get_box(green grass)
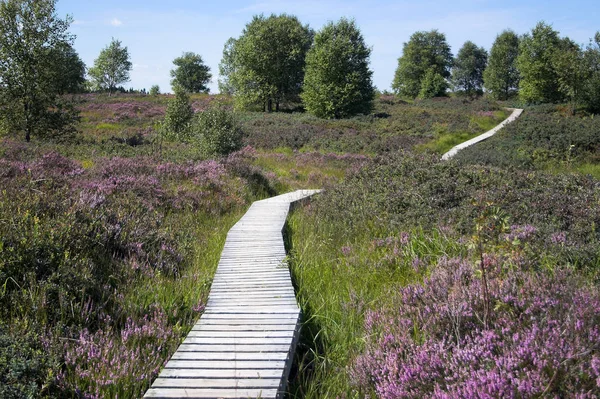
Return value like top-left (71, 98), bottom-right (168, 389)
top-left (574, 162), bottom-right (600, 179)
top-left (285, 210), bottom-right (467, 398)
top-left (122, 211), bottom-right (242, 327)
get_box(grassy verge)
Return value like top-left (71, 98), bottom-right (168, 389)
top-left (417, 109), bottom-right (510, 154)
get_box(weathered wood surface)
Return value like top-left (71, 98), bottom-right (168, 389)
top-left (144, 189), bottom-right (320, 399)
top-left (441, 108), bottom-right (523, 160)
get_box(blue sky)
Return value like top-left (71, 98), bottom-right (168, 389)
top-left (56, 0), bottom-right (599, 93)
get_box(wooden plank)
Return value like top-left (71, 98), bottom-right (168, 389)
top-left (170, 352), bottom-right (289, 361)
top-left (192, 324), bottom-right (297, 331)
top-left (158, 369), bottom-right (283, 378)
top-left (152, 378), bottom-right (280, 388)
top-left (181, 337), bottom-right (293, 346)
top-left (186, 330), bottom-right (295, 338)
top-left (144, 388), bottom-right (278, 398)
top-left (169, 351), bottom-right (289, 361)
top-left (177, 344), bottom-right (291, 353)
top-left (164, 360), bottom-right (285, 369)
top-left (199, 311), bottom-right (300, 323)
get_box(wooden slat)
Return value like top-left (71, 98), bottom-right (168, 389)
top-left (176, 344), bottom-right (291, 353)
top-left (157, 369), bottom-right (282, 378)
top-left (152, 378), bottom-right (281, 388)
top-left (145, 388), bottom-right (278, 398)
top-left (164, 360), bottom-right (285, 369)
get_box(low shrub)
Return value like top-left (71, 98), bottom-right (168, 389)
top-left (353, 258), bottom-right (600, 398)
top-left (192, 106), bottom-right (243, 157)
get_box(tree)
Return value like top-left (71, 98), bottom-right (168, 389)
top-left (149, 85), bottom-right (160, 96)
top-left (419, 68), bottom-right (449, 99)
top-left (517, 22), bottom-right (563, 103)
top-left (392, 30), bottom-right (453, 99)
top-left (162, 87), bottom-right (194, 140)
top-left (218, 38), bottom-right (237, 95)
top-left (553, 38), bottom-right (588, 114)
top-left (0, 0), bottom-right (79, 142)
top-left (220, 14), bottom-right (313, 111)
top-left (53, 42), bottom-right (86, 94)
top-left (452, 41), bottom-right (487, 96)
top-left (88, 38), bottom-right (132, 95)
top-left (302, 18), bottom-right (374, 118)
top-left (170, 52), bottom-right (211, 93)
top-left (582, 32), bottom-right (600, 113)
top-left (483, 30), bottom-right (521, 100)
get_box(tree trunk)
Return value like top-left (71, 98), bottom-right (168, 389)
top-left (267, 98), bottom-right (272, 113)
top-left (276, 101), bottom-right (280, 112)
top-left (24, 102), bottom-right (31, 142)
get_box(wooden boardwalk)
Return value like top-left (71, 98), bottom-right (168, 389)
top-left (144, 190), bottom-right (320, 399)
top-left (441, 108), bottom-right (523, 160)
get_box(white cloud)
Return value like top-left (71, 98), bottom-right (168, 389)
top-left (109, 18), bottom-right (123, 27)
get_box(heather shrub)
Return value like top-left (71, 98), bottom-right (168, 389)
top-left (0, 144), bottom-right (282, 396)
top-left (241, 96), bottom-right (504, 154)
top-left (454, 104), bottom-right (600, 170)
top-left (191, 106), bottom-right (243, 157)
top-left (315, 152), bottom-right (600, 268)
top-left (352, 258), bottom-right (600, 398)
top-left (62, 306), bottom-right (181, 399)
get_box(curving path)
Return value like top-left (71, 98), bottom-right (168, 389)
top-left (441, 108), bottom-right (523, 160)
top-left (144, 189), bottom-right (320, 399)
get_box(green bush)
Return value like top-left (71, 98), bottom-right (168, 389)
top-left (161, 89), bottom-right (193, 140)
top-left (192, 107), bottom-right (243, 157)
top-left (149, 85), bottom-right (160, 96)
top-left (0, 325), bottom-right (62, 399)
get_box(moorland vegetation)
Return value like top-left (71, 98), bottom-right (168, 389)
top-left (0, 0), bottom-right (599, 398)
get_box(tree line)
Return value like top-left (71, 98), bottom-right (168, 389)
top-left (393, 22), bottom-right (600, 114)
top-left (1, 0), bottom-right (599, 143)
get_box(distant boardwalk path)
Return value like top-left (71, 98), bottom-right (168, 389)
top-left (144, 190), bottom-right (320, 399)
top-left (441, 108), bottom-right (523, 160)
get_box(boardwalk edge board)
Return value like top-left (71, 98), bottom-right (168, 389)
top-left (144, 189), bottom-right (320, 399)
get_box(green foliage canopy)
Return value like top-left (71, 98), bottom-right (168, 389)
top-left (419, 68), bottom-right (449, 99)
top-left (149, 85), bottom-right (160, 96)
top-left (0, 0), bottom-right (80, 142)
top-left (218, 38), bottom-right (237, 95)
top-left (483, 30), bottom-right (521, 100)
top-left (553, 38), bottom-right (589, 113)
top-left (219, 14), bottom-right (313, 111)
top-left (88, 38), bottom-right (132, 95)
top-left (192, 107), bottom-right (243, 157)
top-left (452, 41), bottom-right (488, 95)
top-left (392, 30), bottom-right (453, 99)
top-left (582, 32), bottom-right (600, 113)
top-left (301, 18), bottom-right (374, 118)
top-left (170, 52), bottom-right (211, 93)
top-left (517, 22), bottom-right (563, 103)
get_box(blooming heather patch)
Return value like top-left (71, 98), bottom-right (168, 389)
top-left (81, 101), bottom-right (166, 123)
top-left (352, 258), bottom-right (600, 398)
top-left (63, 306), bottom-right (180, 399)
